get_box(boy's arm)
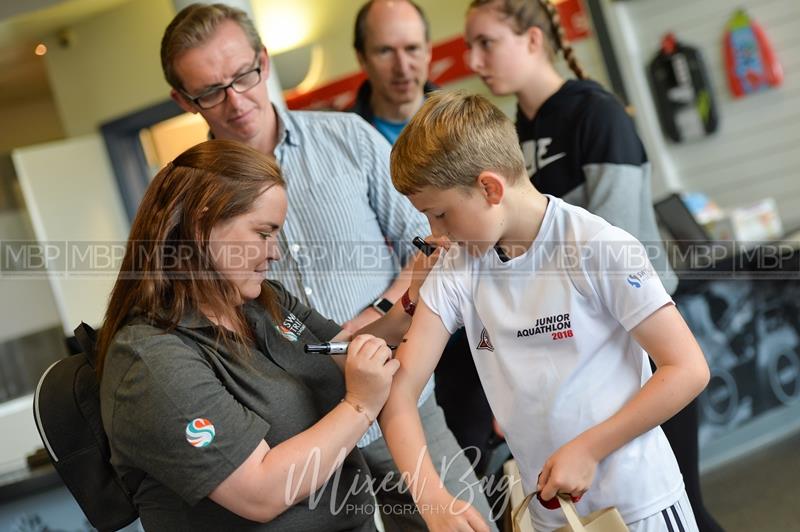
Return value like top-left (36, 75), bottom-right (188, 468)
top-left (331, 244), bottom-right (446, 371)
top-left (379, 302), bottom-right (490, 532)
top-left (539, 303), bottom-right (710, 500)
top-left (329, 300), bottom-right (413, 372)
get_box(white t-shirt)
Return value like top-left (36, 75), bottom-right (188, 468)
top-left (421, 196), bottom-right (684, 530)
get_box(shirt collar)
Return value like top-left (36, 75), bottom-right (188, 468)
top-left (125, 306), bottom-right (214, 333)
top-left (175, 300), bottom-right (267, 327)
top-left (273, 104), bottom-right (300, 148)
top-left (175, 307), bottom-right (215, 329)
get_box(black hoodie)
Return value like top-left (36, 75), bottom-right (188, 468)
top-left (517, 79), bottom-right (677, 293)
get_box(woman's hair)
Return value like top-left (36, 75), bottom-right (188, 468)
top-left (161, 3), bottom-right (263, 91)
top-left (469, 0), bottom-right (587, 80)
top-left (95, 139), bottom-right (285, 377)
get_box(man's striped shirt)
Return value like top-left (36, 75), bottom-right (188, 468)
top-left (267, 106), bottom-right (434, 446)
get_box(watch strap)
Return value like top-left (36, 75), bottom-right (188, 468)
top-left (401, 290), bottom-right (417, 317)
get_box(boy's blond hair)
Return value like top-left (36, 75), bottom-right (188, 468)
top-left (391, 90), bottom-right (526, 195)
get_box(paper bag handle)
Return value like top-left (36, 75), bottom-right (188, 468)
top-left (512, 492), bottom-right (587, 532)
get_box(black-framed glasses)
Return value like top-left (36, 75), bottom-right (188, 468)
top-left (182, 53), bottom-right (262, 110)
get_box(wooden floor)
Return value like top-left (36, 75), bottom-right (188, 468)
top-left (701, 429), bottom-right (800, 532)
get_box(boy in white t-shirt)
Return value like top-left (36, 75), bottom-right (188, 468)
top-left (378, 90), bottom-right (710, 532)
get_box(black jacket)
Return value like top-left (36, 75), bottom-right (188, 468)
top-left (347, 79), bottom-right (438, 124)
top-left (517, 79), bottom-right (677, 293)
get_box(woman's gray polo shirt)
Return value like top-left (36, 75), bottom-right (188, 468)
top-left (100, 281), bottom-right (375, 531)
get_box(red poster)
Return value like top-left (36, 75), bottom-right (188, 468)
top-left (557, 0), bottom-right (590, 42)
top-left (286, 1), bottom-right (590, 110)
top-left (284, 35), bottom-right (472, 111)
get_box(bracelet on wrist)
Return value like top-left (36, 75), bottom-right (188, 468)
top-left (341, 397), bottom-right (374, 425)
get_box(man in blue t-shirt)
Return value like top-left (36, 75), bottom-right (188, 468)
top-left (349, 0), bottom-right (501, 487)
top-left (348, 0), bottom-right (436, 144)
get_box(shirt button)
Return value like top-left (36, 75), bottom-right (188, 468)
top-left (304, 287), bottom-right (313, 296)
top-left (291, 244), bottom-right (301, 253)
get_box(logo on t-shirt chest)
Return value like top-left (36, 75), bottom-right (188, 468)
top-left (517, 312), bottom-right (574, 341)
top-left (521, 137), bottom-right (567, 177)
top-left (476, 328), bottom-right (495, 352)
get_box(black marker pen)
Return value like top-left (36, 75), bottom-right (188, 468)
top-left (304, 342), bottom-right (399, 354)
top-left (412, 236), bottom-right (436, 257)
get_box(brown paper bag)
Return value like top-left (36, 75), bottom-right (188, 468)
top-left (504, 460), bottom-right (629, 532)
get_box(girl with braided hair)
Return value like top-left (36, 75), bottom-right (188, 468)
top-left (465, 0), bottom-right (676, 296)
top-left (461, 2), bottom-right (723, 532)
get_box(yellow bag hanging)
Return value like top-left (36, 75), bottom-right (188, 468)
top-left (512, 492), bottom-right (629, 532)
top-left (505, 458), bottom-right (629, 532)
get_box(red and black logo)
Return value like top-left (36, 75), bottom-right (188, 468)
top-left (517, 313), bottom-right (574, 341)
top-left (476, 328), bottom-right (494, 352)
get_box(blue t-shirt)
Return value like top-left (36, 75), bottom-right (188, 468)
top-left (372, 116), bottom-right (408, 145)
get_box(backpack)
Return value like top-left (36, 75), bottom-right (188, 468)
top-left (33, 323), bottom-right (200, 531)
top-left (648, 32), bottom-right (719, 143)
top-left (33, 322), bottom-right (142, 531)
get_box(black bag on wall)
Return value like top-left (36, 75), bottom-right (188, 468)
top-left (649, 33), bottom-right (720, 143)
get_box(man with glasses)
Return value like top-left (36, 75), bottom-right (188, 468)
top-left (177, 52), bottom-right (262, 110)
top-left (161, 4), bottom-right (494, 531)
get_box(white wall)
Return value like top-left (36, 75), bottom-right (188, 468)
top-left (0, 210), bottom-right (62, 344)
top-left (0, 395), bottom-right (46, 474)
top-left (609, 0), bottom-right (800, 229)
top-left (12, 135), bottom-right (129, 336)
top-left (43, 0), bottom-right (175, 136)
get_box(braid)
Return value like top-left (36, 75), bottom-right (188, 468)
top-left (470, 0), bottom-right (590, 79)
top-left (534, 0), bottom-right (588, 80)
top-left (469, 0), bottom-right (589, 79)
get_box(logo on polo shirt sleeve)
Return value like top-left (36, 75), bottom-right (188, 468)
top-left (186, 418), bottom-right (215, 447)
top-left (275, 312), bottom-right (307, 342)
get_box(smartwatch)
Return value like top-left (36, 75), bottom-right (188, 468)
top-left (371, 297), bottom-right (393, 316)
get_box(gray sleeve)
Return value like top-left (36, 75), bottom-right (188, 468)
top-left (267, 281), bottom-right (341, 341)
top-left (356, 117), bottom-right (429, 266)
top-left (582, 226), bottom-right (673, 331)
top-left (582, 163), bottom-right (678, 294)
top-left (107, 331), bottom-right (269, 505)
top-left (575, 94), bottom-right (677, 294)
top-left (582, 162), bottom-right (650, 238)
